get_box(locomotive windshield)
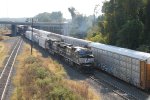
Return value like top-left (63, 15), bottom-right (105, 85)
top-left (78, 50), bottom-right (94, 58)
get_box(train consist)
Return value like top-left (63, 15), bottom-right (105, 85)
top-left (23, 27), bottom-right (150, 90)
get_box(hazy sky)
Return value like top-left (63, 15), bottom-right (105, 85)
top-left (0, 0), bottom-right (105, 19)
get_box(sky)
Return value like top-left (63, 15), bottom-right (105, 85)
top-left (0, 0), bottom-right (105, 19)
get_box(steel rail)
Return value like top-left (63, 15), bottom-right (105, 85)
top-left (0, 38), bottom-right (21, 79)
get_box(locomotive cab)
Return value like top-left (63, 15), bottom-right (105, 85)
top-left (77, 48), bottom-right (94, 66)
top-left (73, 47), bottom-right (95, 73)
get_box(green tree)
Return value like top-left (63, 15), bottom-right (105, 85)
top-left (86, 25), bottom-right (108, 43)
top-left (117, 19), bottom-right (144, 49)
top-left (100, 0), bottom-right (149, 51)
top-left (145, 0), bottom-right (150, 45)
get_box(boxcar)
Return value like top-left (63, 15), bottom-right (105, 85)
top-left (89, 42), bottom-right (150, 90)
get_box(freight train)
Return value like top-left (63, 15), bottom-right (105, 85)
top-left (24, 30), bottom-right (95, 73)
top-left (22, 27), bottom-right (150, 90)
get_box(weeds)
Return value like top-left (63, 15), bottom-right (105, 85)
top-left (14, 56), bottom-right (83, 100)
top-left (0, 43), bottom-right (9, 68)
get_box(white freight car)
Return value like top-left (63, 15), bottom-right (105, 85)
top-left (25, 31), bottom-right (32, 40)
top-left (38, 36), bottom-right (48, 49)
top-left (25, 31), bottom-right (39, 42)
top-left (61, 35), bottom-right (91, 47)
top-left (32, 28), bottom-right (62, 41)
top-left (89, 42), bottom-right (150, 89)
top-left (48, 32), bottom-right (62, 41)
top-left (32, 33), bottom-right (40, 43)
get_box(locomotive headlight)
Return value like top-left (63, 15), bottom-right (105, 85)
top-left (85, 58), bottom-right (90, 63)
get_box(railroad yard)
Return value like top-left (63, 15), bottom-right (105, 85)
top-left (0, 31), bottom-right (150, 100)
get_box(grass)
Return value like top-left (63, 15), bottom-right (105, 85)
top-left (0, 36), bottom-right (3, 41)
top-left (0, 43), bottom-right (4, 52)
top-left (0, 28), bottom-right (9, 35)
top-left (63, 80), bottom-right (100, 100)
top-left (0, 28), bottom-right (15, 68)
top-left (11, 42), bottom-right (100, 100)
top-left (0, 42), bottom-right (9, 68)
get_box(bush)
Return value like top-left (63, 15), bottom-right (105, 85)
top-left (35, 67), bottom-right (49, 79)
top-left (48, 85), bottom-right (82, 100)
top-left (24, 56), bottom-right (40, 64)
top-left (86, 25), bottom-right (108, 43)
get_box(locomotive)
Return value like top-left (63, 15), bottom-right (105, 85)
top-left (24, 30), bottom-right (95, 73)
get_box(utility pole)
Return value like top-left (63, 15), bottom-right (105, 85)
top-left (30, 18), bottom-right (38, 55)
top-left (31, 18), bottom-right (33, 55)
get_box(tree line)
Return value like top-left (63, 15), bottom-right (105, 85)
top-left (26, 11), bottom-right (64, 23)
top-left (88, 0), bottom-right (150, 52)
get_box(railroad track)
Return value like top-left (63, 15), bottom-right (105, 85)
top-left (0, 37), bottom-right (23, 100)
top-left (88, 74), bottom-right (136, 100)
top-left (87, 73), bottom-right (150, 100)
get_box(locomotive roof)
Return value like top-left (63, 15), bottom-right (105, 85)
top-left (48, 38), bottom-right (59, 41)
top-left (73, 46), bottom-right (90, 51)
top-left (90, 42), bottom-right (150, 60)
